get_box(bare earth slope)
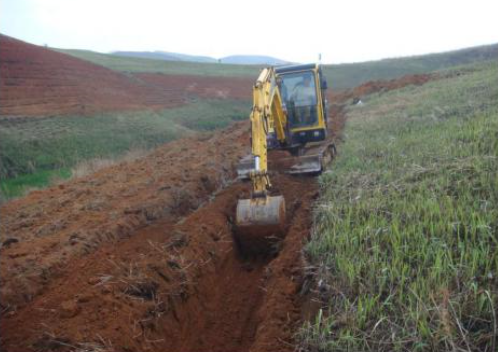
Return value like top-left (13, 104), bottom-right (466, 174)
top-left (0, 35), bottom-right (253, 117)
top-left (0, 122), bottom-right (250, 308)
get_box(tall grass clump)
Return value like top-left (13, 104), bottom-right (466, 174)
top-left (300, 61), bottom-right (498, 351)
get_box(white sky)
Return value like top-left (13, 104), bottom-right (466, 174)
top-left (1, 0), bottom-right (497, 64)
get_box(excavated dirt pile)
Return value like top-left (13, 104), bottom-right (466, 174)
top-left (0, 122), bottom-right (250, 309)
top-left (0, 73), bottom-right (435, 352)
top-left (1, 174), bottom-right (318, 352)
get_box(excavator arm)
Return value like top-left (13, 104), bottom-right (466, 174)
top-left (235, 67), bottom-right (288, 252)
top-left (249, 67), bottom-right (288, 196)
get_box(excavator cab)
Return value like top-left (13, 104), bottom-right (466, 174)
top-left (275, 64), bottom-right (328, 148)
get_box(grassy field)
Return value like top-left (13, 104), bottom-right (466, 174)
top-left (57, 43), bottom-right (498, 89)
top-left (56, 49), bottom-right (260, 77)
top-left (0, 99), bottom-right (250, 198)
top-left (300, 61), bottom-right (498, 351)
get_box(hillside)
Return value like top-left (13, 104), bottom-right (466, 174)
top-left (57, 48), bottom-right (260, 77)
top-left (0, 35), bottom-right (255, 118)
top-left (58, 42), bottom-right (498, 89)
top-left (323, 42), bottom-right (498, 89)
top-left (0, 35), bottom-right (186, 117)
top-left (0, 35), bottom-right (254, 198)
top-left (301, 60), bottom-right (498, 351)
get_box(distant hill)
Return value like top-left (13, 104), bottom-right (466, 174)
top-left (57, 48), bottom-right (260, 77)
top-left (112, 51), bottom-right (217, 63)
top-left (111, 51), bottom-right (289, 65)
top-left (220, 55), bottom-right (290, 65)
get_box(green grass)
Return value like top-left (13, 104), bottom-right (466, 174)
top-left (56, 49), bottom-right (260, 77)
top-left (0, 99), bottom-right (250, 198)
top-left (300, 61), bottom-right (498, 351)
top-left (0, 168), bottom-right (71, 198)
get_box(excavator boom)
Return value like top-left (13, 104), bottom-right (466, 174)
top-left (234, 68), bottom-right (287, 251)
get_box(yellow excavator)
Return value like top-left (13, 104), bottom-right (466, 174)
top-left (235, 63), bottom-right (335, 251)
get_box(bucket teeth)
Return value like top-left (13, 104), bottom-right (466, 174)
top-left (234, 195), bottom-right (286, 254)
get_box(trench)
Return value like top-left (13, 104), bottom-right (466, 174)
top-left (0, 107), bottom-right (344, 352)
top-left (149, 173), bottom-right (318, 352)
top-left (0, 162), bottom-right (318, 352)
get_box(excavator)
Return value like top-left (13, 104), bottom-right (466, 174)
top-left (235, 63), bottom-right (335, 252)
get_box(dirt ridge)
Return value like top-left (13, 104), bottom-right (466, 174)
top-left (0, 122), bottom-right (249, 309)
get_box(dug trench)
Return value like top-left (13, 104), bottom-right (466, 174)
top-left (0, 174), bottom-right (319, 352)
top-left (0, 107), bottom-right (340, 352)
top-left (0, 73), bottom-right (434, 352)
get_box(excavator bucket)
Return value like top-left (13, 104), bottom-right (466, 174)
top-left (234, 195), bottom-right (285, 253)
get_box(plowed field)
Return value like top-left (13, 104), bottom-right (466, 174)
top-left (0, 35), bottom-right (253, 118)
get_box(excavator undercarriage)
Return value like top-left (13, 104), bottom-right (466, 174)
top-left (236, 141), bottom-right (336, 179)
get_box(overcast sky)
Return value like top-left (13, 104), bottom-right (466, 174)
top-left (1, 0), bottom-right (498, 64)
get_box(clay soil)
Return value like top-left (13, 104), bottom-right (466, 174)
top-left (0, 127), bottom-right (328, 352)
top-left (0, 35), bottom-right (253, 118)
top-left (0, 72), bottom-right (434, 352)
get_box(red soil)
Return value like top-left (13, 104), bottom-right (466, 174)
top-left (1, 174), bottom-right (318, 352)
top-left (0, 122), bottom-right (250, 308)
top-left (0, 35), bottom-right (252, 118)
top-left (0, 117), bottom-right (322, 351)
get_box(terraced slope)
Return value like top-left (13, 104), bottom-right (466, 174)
top-left (0, 35), bottom-right (183, 117)
top-left (0, 35), bottom-right (254, 118)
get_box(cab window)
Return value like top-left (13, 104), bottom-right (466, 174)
top-left (279, 72), bottom-right (318, 128)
